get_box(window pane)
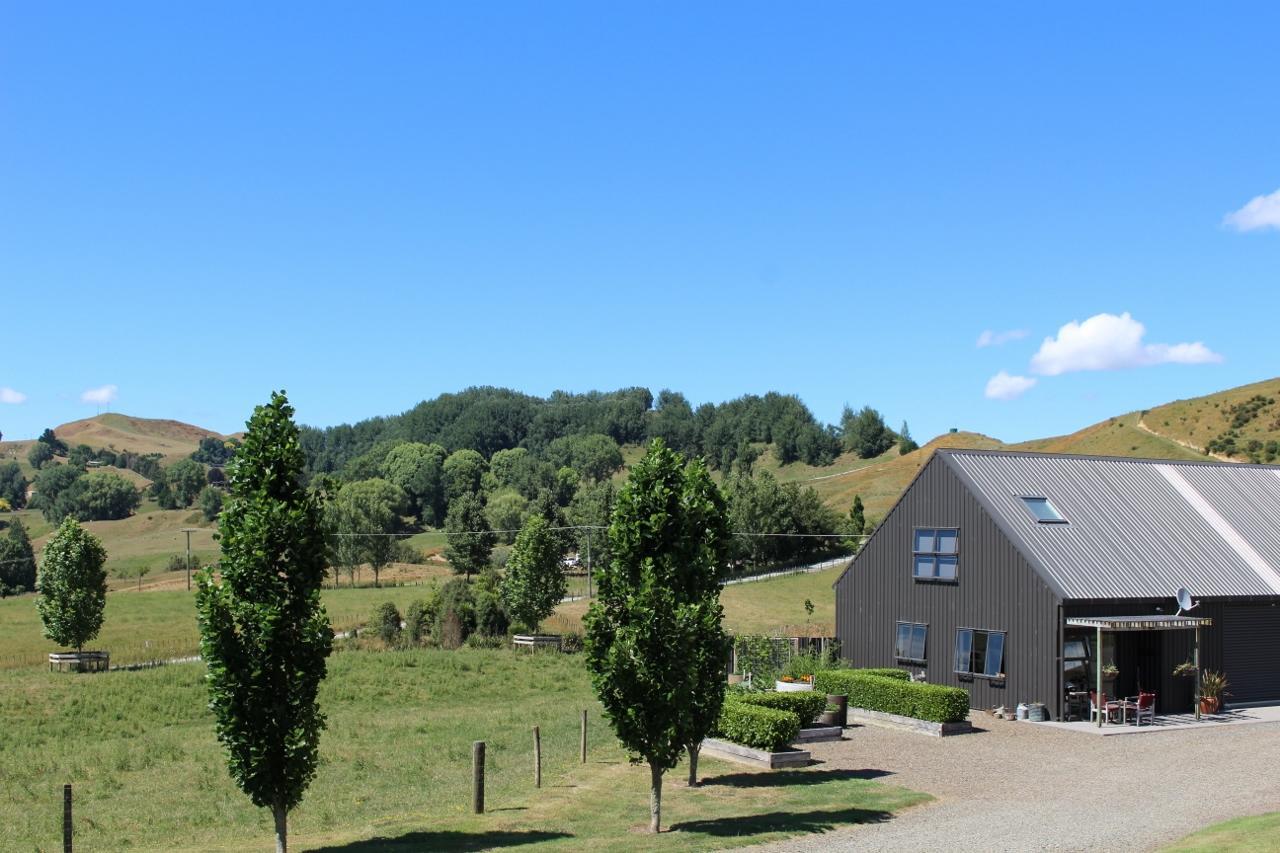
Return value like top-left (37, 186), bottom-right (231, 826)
top-left (970, 630), bottom-right (988, 675)
top-left (935, 529), bottom-right (958, 554)
top-left (1022, 497), bottom-right (1065, 522)
top-left (913, 529), bottom-right (936, 553)
top-left (985, 632), bottom-right (1005, 677)
top-left (913, 555), bottom-right (936, 578)
top-left (1063, 638), bottom-right (1087, 660)
top-left (954, 629), bottom-right (972, 673)
top-left (936, 555), bottom-right (958, 580)
top-left (895, 623), bottom-right (911, 659)
top-left (910, 625), bottom-right (928, 661)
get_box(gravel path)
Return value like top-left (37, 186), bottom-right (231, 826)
top-left (750, 714), bottom-right (1280, 852)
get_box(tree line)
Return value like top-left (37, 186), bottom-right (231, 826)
top-left (298, 386), bottom-right (916, 477)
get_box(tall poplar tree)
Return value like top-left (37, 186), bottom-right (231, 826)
top-left (35, 518), bottom-right (107, 651)
top-left (584, 439), bottom-right (732, 832)
top-left (196, 392), bottom-right (332, 853)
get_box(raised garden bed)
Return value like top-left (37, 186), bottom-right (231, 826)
top-left (48, 651), bottom-right (110, 673)
top-left (795, 724), bottom-right (843, 743)
top-left (701, 737), bottom-right (811, 769)
top-left (849, 707), bottom-right (975, 737)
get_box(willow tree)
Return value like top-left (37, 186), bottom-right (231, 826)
top-left (584, 439), bottom-right (732, 832)
top-left (196, 392), bottom-right (332, 853)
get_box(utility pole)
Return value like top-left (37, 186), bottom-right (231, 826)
top-left (181, 528), bottom-right (198, 591)
top-left (585, 528), bottom-right (591, 599)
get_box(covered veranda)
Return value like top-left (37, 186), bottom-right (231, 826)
top-left (1066, 615), bottom-right (1214, 728)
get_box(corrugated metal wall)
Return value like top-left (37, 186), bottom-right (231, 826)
top-left (1224, 603), bottom-right (1280, 703)
top-left (835, 455), bottom-right (1063, 715)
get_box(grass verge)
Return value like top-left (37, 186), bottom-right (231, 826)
top-left (1162, 812), bottom-right (1280, 852)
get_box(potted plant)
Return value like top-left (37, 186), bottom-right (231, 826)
top-left (775, 673), bottom-right (814, 692)
top-left (1200, 670), bottom-right (1229, 715)
top-left (1099, 662), bottom-right (1119, 697)
top-left (817, 703), bottom-right (841, 727)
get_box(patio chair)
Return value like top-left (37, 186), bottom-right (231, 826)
top-left (1122, 692), bottom-right (1156, 726)
top-left (1089, 690), bottom-right (1120, 724)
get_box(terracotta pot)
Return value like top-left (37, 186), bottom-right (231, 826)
top-left (1200, 696), bottom-right (1221, 715)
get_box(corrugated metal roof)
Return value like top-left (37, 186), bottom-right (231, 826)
top-left (941, 450), bottom-right (1280, 600)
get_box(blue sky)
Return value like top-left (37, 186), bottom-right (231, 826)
top-left (2, 3), bottom-right (1278, 443)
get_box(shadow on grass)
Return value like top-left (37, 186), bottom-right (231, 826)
top-left (670, 806), bottom-right (894, 837)
top-left (308, 829), bottom-right (573, 852)
top-left (700, 768), bottom-right (892, 788)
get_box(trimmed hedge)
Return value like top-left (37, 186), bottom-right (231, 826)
top-left (815, 671), bottom-right (969, 724)
top-left (733, 690), bottom-right (827, 723)
top-left (714, 702), bottom-right (801, 751)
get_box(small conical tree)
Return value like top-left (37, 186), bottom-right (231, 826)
top-left (196, 391), bottom-right (332, 853)
top-left (502, 514), bottom-right (567, 634)
top-left (848, 495), bottom-right (866, 538)
top-left (584, 439), bottom-right (732, 832)
top-left (35, 518), bottom-right (108, 652)
top-left (898, 421), bottom-right (919, 454)
top-left (443, 492), bottom-right (496, 580)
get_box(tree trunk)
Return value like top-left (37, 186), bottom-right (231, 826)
top-left (648, 761), bottom-right (663, 833)
top-left (373, 568), bottom-right (380, 588)
top-left (273, 804), bottom-right (288, 853)
top-left (686, 743), bottom-right (700, 787)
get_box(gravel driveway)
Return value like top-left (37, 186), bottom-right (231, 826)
top-left (751, 714), bottom-right (1280, 852)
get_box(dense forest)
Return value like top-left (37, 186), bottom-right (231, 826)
top-left (299, 386), bottom-right (900, 477)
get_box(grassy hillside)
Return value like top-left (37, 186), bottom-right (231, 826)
top-left (1138, 377), bottom-right (1280, 462)
top-left (55, 412), bottom-right (224, 459)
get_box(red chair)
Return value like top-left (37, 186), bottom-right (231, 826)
top-left (1089, 690), bottom-right (1120, 724)
top-left (1122, 692), bottom-right (1156, 726)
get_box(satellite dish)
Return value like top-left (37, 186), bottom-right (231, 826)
top-left (1175, 587), bottom-right (1197, 616)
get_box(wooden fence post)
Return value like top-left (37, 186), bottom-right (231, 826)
top-left (579, 710), bottom-right (588, 763)
top-left (63, 783), bottom-right (72, 853)
top-left (533, 726), bottom-right (542, 788)
top-left (472, 741), bottom-right (485, 814)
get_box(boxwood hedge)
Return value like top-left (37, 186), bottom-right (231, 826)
top-left (713, 701), bottom-right (801, 751)
top-left (815, 670), bottom-right (969, 723)
top-left (732, 689), bottom-right (827, 723)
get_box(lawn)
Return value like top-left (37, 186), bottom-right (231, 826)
top-left (1163, 812), bottom-right (1280, 852)
top-left (547, 564), bottom-right (844, 638)
top-left (0, 648), bottom-right (926, 851)
top-left (0, 584), bottom-right (450, 668)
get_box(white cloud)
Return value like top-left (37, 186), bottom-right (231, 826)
top-left (984, 371), bottom-right (1037, 401)
top-left (81, 384), bottom-right (119, 405)
top-left (1224, 188), bottom-right (1280, 232)
top-left (0, 387), bottom-right (26, 404)
top-left (976, 328), bottom-right (1029, 348)
top-left (1029, 312), bottom-right (1222, 377)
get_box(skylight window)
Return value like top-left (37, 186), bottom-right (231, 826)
top-left (1022, 496), bottom-right (1066, 523)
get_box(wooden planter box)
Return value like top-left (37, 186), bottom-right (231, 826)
top-left (512, 634), bottom-right (561, 651)
top-left (848, 707), bottom-right (974, 737)
top-left (49, 651), bottom-right (109, 673)
top-left (795, 725), bottom-right (843, 743)
top-left (775, 680), bottom-right (814, 692)
top-left (701, 738), bottom-right (811, 769)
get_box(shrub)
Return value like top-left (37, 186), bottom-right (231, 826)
top-left (464, 633), bottom-right (504, 650)
top-left (165, 554), bottom-right (190, 574)
top-left (713, 701), bottom-right (800, 751)
top-left (814, 671), bottom-right (968, 723)
top-left (434, 577), bottom-right (476, 643)
top-left (439, 609), bottom-right (465, 650)
top-left (373, 602), bottom-right (402, 646)
top-left (403, 598), bottom-right (434, 645)
top-left (733, 690), bottom-right (827, 723)
top-left (473, 587), bottom-right (510, 638)
top-left (560, 631), bottom-right (583, 653)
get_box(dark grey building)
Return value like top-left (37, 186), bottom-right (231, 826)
top-left (834, 449), bottom-right (1280, 719)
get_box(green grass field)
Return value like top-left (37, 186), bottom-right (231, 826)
top-left (0, 648), bottom-right (926, 851)
top-left (1163, 812), bottom-right (1280, 852)
top-left (0, 585), bottom-right (448, 668)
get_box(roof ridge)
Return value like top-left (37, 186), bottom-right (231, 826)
top-left (935, 447), bottom-right (1280, 471)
